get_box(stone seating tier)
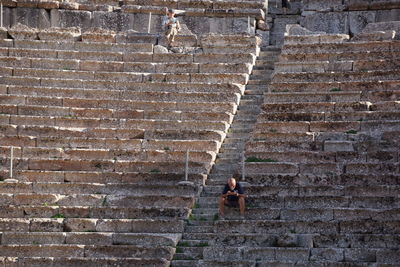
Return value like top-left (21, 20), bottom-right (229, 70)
top-left (181, 28), bottom-right (400, 266)
top-left (0, 33), bottom-right (260, 264)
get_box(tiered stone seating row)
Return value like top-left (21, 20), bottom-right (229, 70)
top-left (0, 33), bottom-right (260, 265)
top-left (202, 28), bottom-right (400, 265)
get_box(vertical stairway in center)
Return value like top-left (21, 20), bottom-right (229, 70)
top-left (170, 46), bottom-right (281, 266)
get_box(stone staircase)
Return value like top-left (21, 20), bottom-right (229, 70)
top-left (171, 46), bottom-right (281, 266)
top-left (0, 30), bottom-right (260, 265)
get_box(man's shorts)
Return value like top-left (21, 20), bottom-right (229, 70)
top-left (224, 198), bottom-right (239, 207)
top-left (165, 27), bottom-right (178, 37)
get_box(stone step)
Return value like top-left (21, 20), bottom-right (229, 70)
top-left (2, 78), bottom-right (245, 95)
top-left (275, 58), bottom-right (400, 73)
top-left (0, 146), bottom-right (216, 164)
top-left (2, 76), bottom-right (248, 92)
top-left (11, 39), bottom-right (154, 53)
top-left (0, 114), bottom-right (229, 132)
top-left (273, 69), bottom-right (399, 83)
top-left (245, 150), bottom-right (364, 163)
top-left (282, 40), bottom-right (398, 54)
top-left (269, 80), bottom-right (400, 93)
top-left (246, 161), bottom-right (400, 176)
top-left (261, 101), bottom-right (373, 113)
top-left (2, 81), bottom-right (242, 104)
top-left (2, 157), bottom-right (210, 174)
top-left (296, 120), bottom-right (400, 133)
top-left (0, 182), bottom-right (199, 196)
top-left (0, 59), bottom-right (253, 75)
top-left (202, 184), bottom-right (400, 198)
top-left (177, 240), bottom-right (210, 247)
top-left (6, 47), bottom-right (256, 64)
top-left (264, 91), bottom-right (362, 103)
top-left (196, 232), bottom-right (400, 249)
top-left (200, 246), bottom-right (400, 263)
top-left (184, 226), bottom-right (214, 233)
top-left (0, 96), bottom-right (235, 118)
top-left (0, 193), bottom-right (194, 208)
top-left (247, 79), bottom-right (271, 85)
top-left (181, 233), bottom-right (216, 241)
top-left (0, 205), bottom-right (189, 219)
top-left (1, 124), bottom-right (223, 143)
top-left (242, 91), bottom-right (264, 97)
top-left (280, 50), bottom-right (400, 63)
top-left (2, 170), bottom-right (207, 185)
top-left (213, 219), bottom-right (400, 235)
top-left (0, 135), bottom-right (219, 153)
top-left (197, 195), bottom-right (400, 209)
top-left (0, 244), bottom-right (174, 260)
top-left (0, 217), bottom-right (185, 233)
top-left (2, 257), bottom-right (169, 266)
top-left (242, 173), bottom-right (400, 187)
top-left (171, 259), bottom-right (198, 266)
top-left (0, 103), bottom-right (233, 123)
top-left (0, 232), bottom-right (180, 246)
top-left (1, 125), bottom-right (223, 142)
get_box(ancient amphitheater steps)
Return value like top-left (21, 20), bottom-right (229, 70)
top-left (173, 30), bottom-right (400, 265)
top-left (0, 33), bottom-right (262, 265)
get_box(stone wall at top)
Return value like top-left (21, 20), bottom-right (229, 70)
top-left (0, 0), bottom-right (269, 36)
top-left (300, 0), bottom-right (400, 36)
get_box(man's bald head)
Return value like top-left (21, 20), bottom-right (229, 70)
top-left (228, 178), bottom-right (236, 189)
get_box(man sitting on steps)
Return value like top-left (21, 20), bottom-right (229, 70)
top-left (162, 8), bottom-right (181, 47)
top-left (219, 177), bottom-right (246, 219)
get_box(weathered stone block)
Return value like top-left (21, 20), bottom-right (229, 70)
top-left (64, 218), bottom-right (97, 232)
top-left (66, 232), bottom-right (112, 245)
top-left (310, 248), bottom-right (345, 261)
top-left (275, 248), bottom-right (310, 261)
top-left (376, 249), bottom-right (400, 264)
top-left (349, 11), bottom-right (376, 35)
top-left (38, 27), bottom-right (81, 41)
top-left (203, 247), bottom-right (241, 260)
top-left (303, 0), bottom-right (343, 11)
top-left (246, 162), bottom-right (299, 174)
top-left (8, 23), bottom-right (38, 40)
top-left (345, 248), bottom-right (377, 262)
top-left (11, 8), bottom-right (38, 28)
top-left (2, 232), bottom-right (66, 245)
top-left (324, 141), bottom-right (354, 152)
top-left (353, 30), bottom-right (396, 41)
top-left (52, 10), bottom-right (92, 29)
top-left (181, 16), bottom-right (209, 35)
top-left (0, 218), bottom-right (30, 231)
top-left (344, 0), bottom-right (370, 11)
top-left (301, 12), bottom-right (349, 34)
top-left (376, 9), bottom-right (400, 23)
top-left (96, 219), bottom-right (132, 232)
top-left (93, 12), bottom-right (133, 32)
top-left (30, 218), bottom-right (63, 232)
top-left (1, 7), bottom-right (12, 28)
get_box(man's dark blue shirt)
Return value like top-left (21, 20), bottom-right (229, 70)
top-left (222, 182), bottom-right (244, 202)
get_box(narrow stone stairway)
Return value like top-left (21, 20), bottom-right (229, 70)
top-left (171, 46), bottom-right (281, 266)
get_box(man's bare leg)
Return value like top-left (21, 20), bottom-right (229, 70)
top-left (219, 197), bottom-right (226, 216)
top-left (239, 197), bottom-right (245, 216)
